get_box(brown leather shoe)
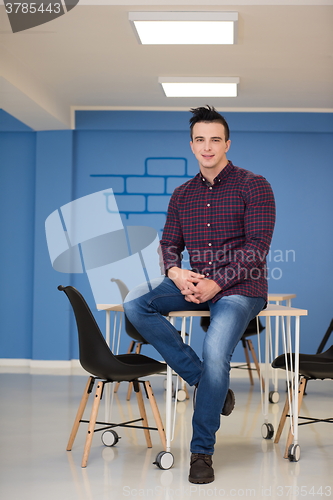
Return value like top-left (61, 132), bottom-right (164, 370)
top-left (188, 453), bottom-right (214, 484)
top-left (222, 388), bottom-right (235, 416)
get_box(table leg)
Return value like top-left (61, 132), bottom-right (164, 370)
top-left (105, 311), bottom-right (111, 422)
top-left (104, 311), bottom-right (123, 422)
top-left (263, 316), bottom-right (271, 423)
top-left (166, 364), bottom-right (173, 453)
top-left (273, 301), bottom-right (280, 395)
top-left (293, 316), bottom-right (300, 446)
top-left (260, 316), bottom-right (275, 439)
top-left (178, 317), bottom-right (189, 400)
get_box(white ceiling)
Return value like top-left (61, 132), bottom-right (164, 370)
top-left (1, 0), bottom-right (333, 130)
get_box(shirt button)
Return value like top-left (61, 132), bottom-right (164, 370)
top-left (208, 243), bottom-right (212, 246)
top-left (209, 261), bottom-right (212, 265)
top-left (209, 186), bottom-right (213, 190)
top-left (207, 204), bottom-right (210, 207)
top-left (206, 273), bottom-right (210, 276)
top-left (207, 223), bottom-right (210, 227)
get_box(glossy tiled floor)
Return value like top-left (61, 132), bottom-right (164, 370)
top-left (0, 370), bottom-right (332, 500)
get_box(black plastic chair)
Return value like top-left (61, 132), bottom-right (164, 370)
top-left (272, 343), bottom-right (333, 461)
top-left (58, 285), bottom-right (166, 467)
top-left (302, 317), bottom-right (333, 396)
top-left (200, 316), bottom-right (265, 387)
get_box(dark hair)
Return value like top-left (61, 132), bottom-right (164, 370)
top-left (189, 105), bottom-right (230, 141)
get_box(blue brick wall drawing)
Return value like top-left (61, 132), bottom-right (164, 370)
top-left (91, 157), bottom-right (192, 235)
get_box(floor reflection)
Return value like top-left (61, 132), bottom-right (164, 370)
top-left (0, 373), bottom-right (332, 500)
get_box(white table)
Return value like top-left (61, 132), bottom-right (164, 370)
top-left (167, 294), bottom-right (297, 403)
top-left (258, 304), bottom-right (307, 462)
top-left (97, 299), bottom-right (308, 465)
top-left (97, 293), bottom-right (296, 352)
top-left (268, 293), bottom-right (296, 306)
top-left (165, 304), bottom-right (307, 465)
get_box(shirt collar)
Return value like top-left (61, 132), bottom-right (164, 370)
top-left (199, 160), bottom-right (234, 186)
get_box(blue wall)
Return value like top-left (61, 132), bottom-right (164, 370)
top-left (0, 127), bottom-right (35, 358)
top-left (1, 109), bottom-right (333, 362)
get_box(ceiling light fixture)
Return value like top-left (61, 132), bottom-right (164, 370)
top-left (129, 12), bottom-right (238, 45)
top-left (158, 77), bottom-right (240, 98)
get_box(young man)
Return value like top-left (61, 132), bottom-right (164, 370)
top-left (124, 106), bottom-right (276, 483)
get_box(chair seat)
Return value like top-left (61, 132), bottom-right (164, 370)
top-left (81, 354), bottom-right (166, 382)
top-left (115, 354), bottom-right (166, 378)
top-left (272, 345), bottom-right (333, 380)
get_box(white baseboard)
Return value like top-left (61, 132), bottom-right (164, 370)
top-left (0, 358), bottom-right (263, 377)
top-left (0, 358), bottom-right (86, 375)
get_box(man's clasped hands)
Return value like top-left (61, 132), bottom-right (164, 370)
top-left (168, 267), bottom-right (221, 304)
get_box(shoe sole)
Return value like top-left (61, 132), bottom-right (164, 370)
top-left (221, 389), bottom-right (235, 416)
top-left (188, 475), bottom-right (215, 484)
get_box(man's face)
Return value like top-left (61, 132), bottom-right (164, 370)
top-left (190, 121), bottom-right (231, 174)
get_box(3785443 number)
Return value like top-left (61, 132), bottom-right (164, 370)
top-left (276, 485), bottom-right (332, 497)
top-left (5, 3), bottom-right (61, 14)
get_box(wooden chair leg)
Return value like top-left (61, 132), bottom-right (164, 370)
top-left (283, 377), bottom-right (306, 458)
top-left (134, 382), bottom-right (152, 448)
top-left (243, 339), bottom-right (254, 385)
top-left (247, 339), bottom-right (265, 391)
top-left (144, 380), bottom-right (166, 450)
top-left (113, 381), bottom-right (121, 394)
top-left (81, 380), bottom-right (104, 468)
top-left (135, 343), bottom-right (143, 354)
top-left (126, 382), bottom-right (134, 401)
top-left (67, 376), bottom-right (95, 451)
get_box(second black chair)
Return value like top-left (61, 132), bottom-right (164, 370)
top-left (272, 342), bottom-right (333, 461)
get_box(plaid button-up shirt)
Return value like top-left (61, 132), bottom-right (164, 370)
top-left (160, 161), bottom-right (276, 302)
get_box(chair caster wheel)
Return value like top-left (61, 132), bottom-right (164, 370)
top-left (153, 451), bottom-right (174, 470)
top-left (176, 389), bottom-right (187, 402)
top-left (269, 391), bottom-right (280, 403)
top-left (288, 444), bottom-right (300, 462)
top-left (261, 423), bottom-right (274, 440)
top-left (101, 430), bottom-right (119, 447)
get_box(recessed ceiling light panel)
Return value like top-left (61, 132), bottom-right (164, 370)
top-left (158, 77), bottom-right (240, 98)
top-left (129, 12), bottom-right (238, 45)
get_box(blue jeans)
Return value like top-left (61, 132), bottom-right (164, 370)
top-left (124, 277), bottom-right (265, 455)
